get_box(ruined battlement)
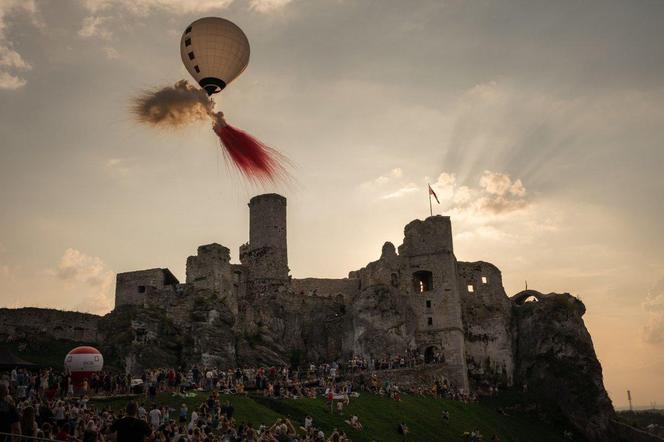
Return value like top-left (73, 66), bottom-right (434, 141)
top-left (115, 268), bottom-right (179, 307)
top-left (243, 193), bottom-right (289, 283)
top-left (399, 215), bottom-right (454, 256)
top-left (291, 277), bottom-right (360, 303)
top-left (186, 243), bottom-right (232, 293)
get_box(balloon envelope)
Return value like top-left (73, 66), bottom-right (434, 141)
top-left (64, 346), bottom-right (103, 374)
top-left (180, 17), bottom-right (250, 95)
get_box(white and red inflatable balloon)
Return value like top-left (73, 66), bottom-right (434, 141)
top-left (64, 346), bottom-right (103, 392)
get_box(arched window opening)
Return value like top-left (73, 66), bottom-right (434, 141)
top-left (413, 271), bottom-right (433, 293)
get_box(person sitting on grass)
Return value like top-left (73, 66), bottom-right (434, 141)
top-left (266, 417), bottom-right (298, 442)
top-left (398, 421), bottom-right (409, 441)
top-left (442, 409), bottom-right (450, 424)
top-left (300, 414), bottom-right (313, 432)
top-left (344, 414), bottom-right (363, 431)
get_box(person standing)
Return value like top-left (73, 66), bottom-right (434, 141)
top-left (108, 402), bottom-right (152, 442)
top-left (179, 403), bottom-right (188, 423)
top-left (149, 404), bottom-right (162, 429)
top-left (0, 384), bottom-right (19, 441)
top-left (20, 406), bottom-right (38, 439)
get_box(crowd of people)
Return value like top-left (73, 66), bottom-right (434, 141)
top-left (0, 378), bottom-right (356, 442)
top-left (0, 353), bottom-right (485, 442)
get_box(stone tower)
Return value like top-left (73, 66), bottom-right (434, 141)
top-left (240, 193), bottom-right (289, 283)
top-left (399, 215), bottom-right (469, 392)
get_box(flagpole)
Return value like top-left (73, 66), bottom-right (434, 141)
top-left (428, 183), bottom-right (432, 217)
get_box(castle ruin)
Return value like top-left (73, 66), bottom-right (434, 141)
top-left (0, 193), bottom-right (616, 440)
top-left (114, 194), bottom-right (519, 392)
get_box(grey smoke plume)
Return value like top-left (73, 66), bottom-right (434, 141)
top-left (131, 80), bottom-right (213, 128)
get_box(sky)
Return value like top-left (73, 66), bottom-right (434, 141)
top-left (0, 0), bottom-right (663, 408)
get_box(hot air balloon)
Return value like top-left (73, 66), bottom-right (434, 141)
top-left (64, 346), bottom-right (103, 394)
top-left (179, 17), bottom-right (288, 184)
top-left (180, 17), bottom-right (250, 96)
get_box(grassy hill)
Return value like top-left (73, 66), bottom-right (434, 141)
top-left (92, 391), bottom-right (580, 441)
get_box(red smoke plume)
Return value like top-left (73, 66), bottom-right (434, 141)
top-left (212, 112), bottom-right (289, 184)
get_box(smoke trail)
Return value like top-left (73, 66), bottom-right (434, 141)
top-left (212, 112), bottom-right (291, 184)
top-left (131, 80), bottom-right (213, 128)
top-left (131, 81), bottom-right (291, 184)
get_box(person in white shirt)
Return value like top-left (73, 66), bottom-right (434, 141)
top-left (189, 410), bottom-right (199, 430)
top-left (149, 404), bottom-right (162, 429)
top-left (138, 403), bottom-right (147, 420)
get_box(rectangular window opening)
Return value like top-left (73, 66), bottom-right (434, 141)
top-left (188, 52), bottom-right (195, 60)
top-left (138, 285), bottom-right (146, 293)
top-left (185, 26), bottom-right (192, 33)
top-left (413, 271), bottom-right (433, 293)
top-left (426, 300), bottom-right (431, 308)
top-left (427, 317), bottom-right (433, 326)
top-left (185, 38), bottom-right (191, 46)
top-left (194, 65), bottom-right (200, 73)
top-left (467, 284), bottom-right (474, 293)
top-left (481, 276), bottom-right (488, 284)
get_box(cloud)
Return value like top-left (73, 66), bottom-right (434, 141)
top-left (105, 157), bottom-right (132, 177)
top-left (643, 277), bottom-right (664, 344)
top-left (362, 168), bottom-right (404, 188)
top-left (0, 45), bottom-right (29, 69)
top-left (80, 0), bottom-right (233, 16)
top-left (80, 0), bottom-right (291, 21)
top-left (0, 70), bottom-right (24, 89)
top-left (381, 170), bottom-right (528, 216)
top-left (51, 248), bottom-right (115, 314)
top-left (0, 1), bottom-right (38, 89)
top-left (249, 0), bottom-right (293, 13)
top-left (103, 46), bottom-right (119, 59)
top-left (79, 16), bottom-right (112, 40)
top-left (382, 182), bottom-right (419, 199)
top-left (476, 171), bottom-right (528, 214)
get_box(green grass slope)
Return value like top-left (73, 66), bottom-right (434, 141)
top-left (92, 392), bottom-right (577, 441)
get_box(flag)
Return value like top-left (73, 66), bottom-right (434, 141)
top-left (428, 184), bottom-right (440, 204)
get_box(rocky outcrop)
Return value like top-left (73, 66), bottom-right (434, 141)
top-left (0, 308), bottom-right (99, 343)
top-left (512, 290), bottom-right (615, 441)
top-left (344, 284), bottom-right (417, 358)
top-left (97, 305), bottom-right (185, 372)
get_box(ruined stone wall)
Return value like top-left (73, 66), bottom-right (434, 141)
top-left (186, 243), bottom-right (237, 313)
top-left (243, 193), bottom-right (288, 282)
top-left (344, 217), bottom-right (469, 391)
top-left (458, 261), bottom-right (514, 386)
top-left (186, 244), bottom-right (231, 292)
top-left (115, 268), bottom-right (179, 308)
top-left (291, 277), bottom-right (360, 302)
top-left (398, 216), bottom-right (469, 392)
top-left (0, 308), bottom-right (100, 342)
